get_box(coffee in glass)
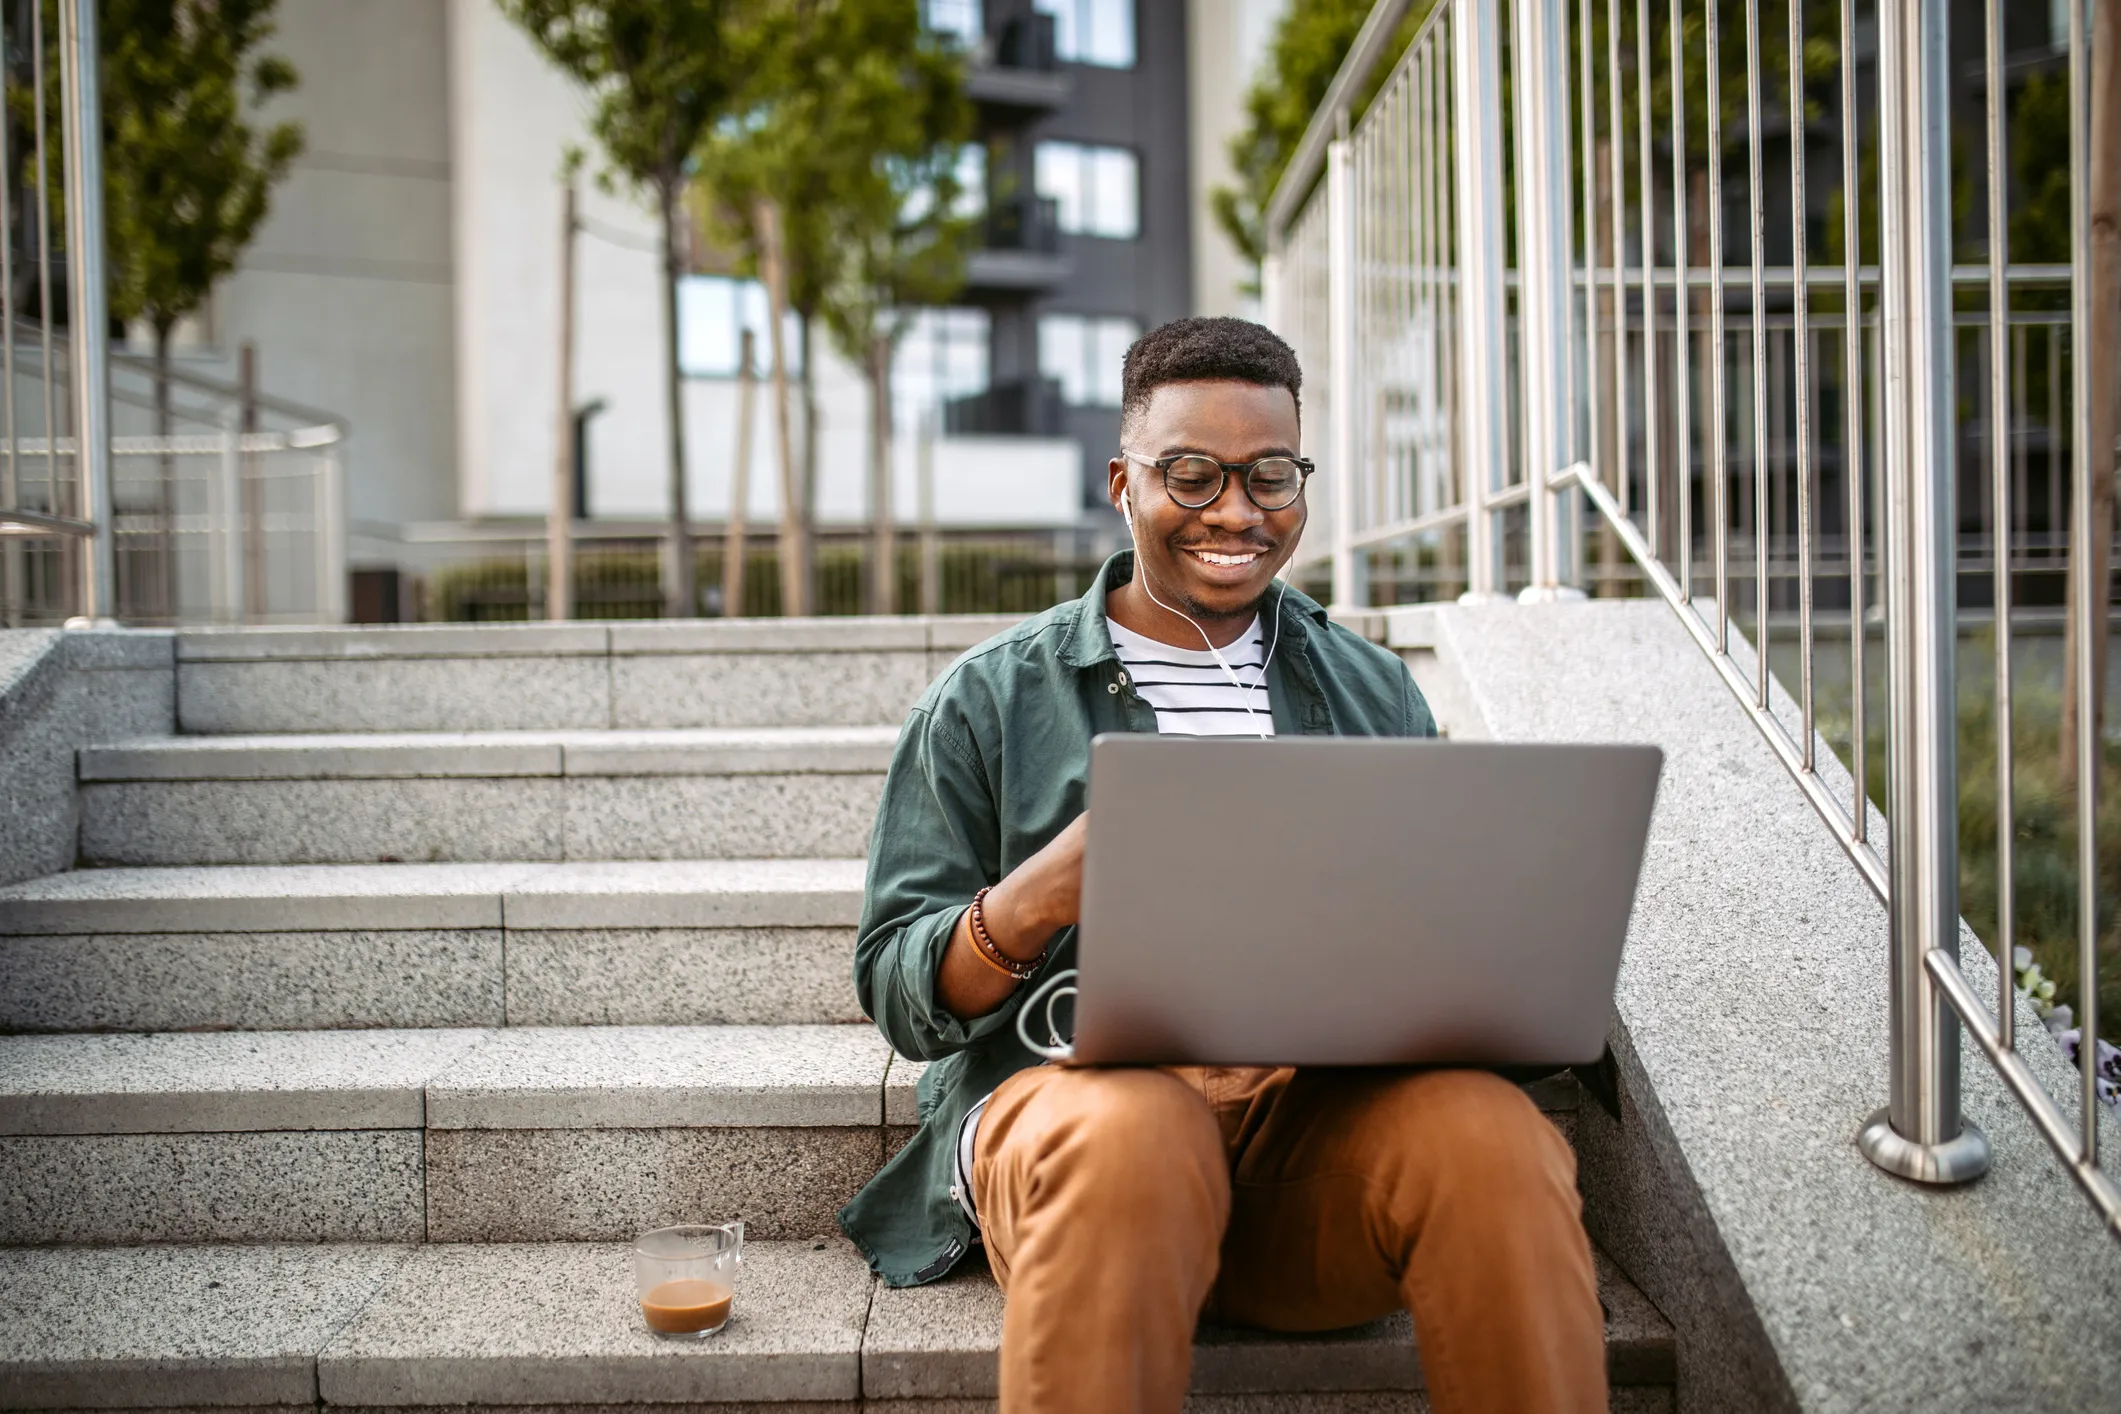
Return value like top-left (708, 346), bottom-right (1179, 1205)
top-left (634, 1221), bottom-right (743, 1336)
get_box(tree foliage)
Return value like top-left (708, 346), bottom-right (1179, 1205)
top-left (90, 0), bottom-right (303, 342)
top-left (690, 0), bottom-right (973, 614)
top-left (499, 0), bottom-right (760, 202)
top-left (802, 4), bottom-right (975, 373)
top-left (1211, 0), bottom-right (1420, 275)
top-left (690, 0), bottom-right (971, 324)
top-left (499, 0), bottom-right (769, 617)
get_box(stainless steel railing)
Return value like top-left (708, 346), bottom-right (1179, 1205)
top-left (0, 0), bottom-right (113, 623)
top-left (1265, 0), bottom-right (2117, 1238)
top-left (2, 0), bottom-right (348, 628)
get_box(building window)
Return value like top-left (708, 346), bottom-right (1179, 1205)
top-left (1034, 0), bottom-right (1134, 68)
top-left (1034, 142), bottom-right (1139, 239)
top-left (922, 0), bottom-right (982, 48)
top-left (678, 276), bottom-right (802, 378)
top-left (894, 307), bottom-right (992, 432)
top-left (1039, 314), bottom-right (1137, 407)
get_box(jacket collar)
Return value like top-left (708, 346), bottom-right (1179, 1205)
top-left (1057, 550), bottom-right (1331, 671)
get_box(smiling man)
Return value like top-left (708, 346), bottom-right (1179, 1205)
top-left (840, 318), bottom-right (1605, 1414)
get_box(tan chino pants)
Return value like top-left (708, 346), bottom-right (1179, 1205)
top-left (970, 1063), bottom-right (1606, 1414)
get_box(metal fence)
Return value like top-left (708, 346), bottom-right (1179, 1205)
top-left (1, 0), bottom-right (346, 628)
top-left (3, 350), bottom-right (348, 627)
top-left (1, 0), bottom-right (111, 621)
top-left (1266, 0), bottom-right (2117, 1238)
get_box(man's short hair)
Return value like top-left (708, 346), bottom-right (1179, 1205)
top-left (1119, 317), bottom-right (1303, 440)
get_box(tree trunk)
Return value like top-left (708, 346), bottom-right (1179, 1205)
top-left (799, 314), bottom-right (820, 613)
top-left (868, 333), bottom-right (896, 615)
top-left (549, 175), bottom-right (577, 622)
top-left (658, 177), bottom-right (696, 619)
top-left (756, 196), bottom-right (809, 617)
top-left (154, 321), bottom-right (175, 623)
top-left (2062, 0), bottom-right (2120, 788)
top-left (239, 342), bottom-right (263, 621)
top-left (724, 328), bottom-right (757, 617)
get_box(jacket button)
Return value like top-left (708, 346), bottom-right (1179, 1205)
top-left (1107, 682), bottom-right (1120, 695)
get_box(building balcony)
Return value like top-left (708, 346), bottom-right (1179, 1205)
top-left (944, 377), bottom-right (1066, 437)
top-left (964, 195), bottom-right (1069, 292)
top-left (964, 14), bottom-right (1070, 115)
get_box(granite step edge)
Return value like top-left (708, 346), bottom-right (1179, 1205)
top-left (77, 727), bottom-right (903, 783)
top-left (0, 1025), bottom-right (907, 1135)
top-left (0, 1239), bottom-right (1671, 1410)
top-left (0, 859), bottom-right (869, 935)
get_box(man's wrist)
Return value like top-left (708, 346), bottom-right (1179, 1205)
top-left (981, 877), bottom-right (1057, 963)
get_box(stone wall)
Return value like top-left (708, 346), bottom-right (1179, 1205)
top-left (0, 630), bottom-right (173, 888)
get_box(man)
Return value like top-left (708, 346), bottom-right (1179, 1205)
top-left (839, 317), bottom-right (1604, 1414)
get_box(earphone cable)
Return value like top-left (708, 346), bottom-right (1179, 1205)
top-left (1122, 490), bottom-right (1286, 736)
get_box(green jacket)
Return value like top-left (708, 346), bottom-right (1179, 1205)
top-left (837, 551), bottom-right (1437, 1286)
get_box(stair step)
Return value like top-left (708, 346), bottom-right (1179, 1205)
top-left (0, 1240), bottom-right (1673, 1409)
top-left (173, 614), bottom-right (1021, 733)
top-left (0, 1024), bottom-right (915, 1244)
top-left (78, 726), bottom-right (901, 781)
top-left (0, 860), bottom-right (867, 1031)
top-left (864, 1249), bottom-right (1674, 1401)
top-left (75, 727), bottom-right (896, 866)
top-left (0, 1023), bottom-right (1577, 1249)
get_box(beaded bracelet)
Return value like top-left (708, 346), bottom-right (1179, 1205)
top-left (967, 885), bottom-right (1044, 982)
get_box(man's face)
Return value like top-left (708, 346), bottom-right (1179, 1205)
top-left (1108, 379), bottom-right (1307, 622)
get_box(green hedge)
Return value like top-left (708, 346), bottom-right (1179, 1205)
top-left (424, 540), bottom-right (1102, 623)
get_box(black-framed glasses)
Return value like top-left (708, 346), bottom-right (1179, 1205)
top-left (1121, 450), bottom-right (1315, 512)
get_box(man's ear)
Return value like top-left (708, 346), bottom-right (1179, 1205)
top-left (1107, 458), bottom-right (1130, 515)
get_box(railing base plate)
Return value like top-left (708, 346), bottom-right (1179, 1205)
top-left (1857, 1108), bottom-right (1992, 1185)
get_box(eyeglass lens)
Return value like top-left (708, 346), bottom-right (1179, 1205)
top-left (1164, 456), bottom-right (1306, 511)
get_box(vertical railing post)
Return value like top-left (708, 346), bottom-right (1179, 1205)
top-left (319, 442), bottom-right (347, 624)
top-left (1260, 251), bottom-right (1285, 346)
top-left (1452, 0), bottom-right (1507, 601)
top-left (1858, 0), bottom-right (1990, 1186)
top-left (1511, 0), bottom-right (1581, 602)
top-left (57, 0), bottom-right (114, 623)
top-left (216, 411), bottom-right (243, 624)
top-left (1326, 123), bottom-right (1363, 610)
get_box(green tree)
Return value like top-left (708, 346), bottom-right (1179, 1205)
top-left (805, 4), bottom-right (973, 615)
top-left (499, 0), bottom-right (764, 618)
top-left (693, 0), bottom-right (968, 617)
top-left (96, 0), bottom-right (302, 416)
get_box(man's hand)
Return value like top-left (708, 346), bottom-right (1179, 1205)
top-left (935, 811), bottom-right (1087, 1022)
top-left (983, 811), bottom-right (1088, 960)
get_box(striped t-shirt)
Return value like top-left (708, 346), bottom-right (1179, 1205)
top-left (1108, 616), bottom-right (1274, 736)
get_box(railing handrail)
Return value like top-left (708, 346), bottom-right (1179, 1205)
top-left (1263, 0), bottom-right (1426, 245)
top-left (1270, 0), bottom-right (2114, 1242)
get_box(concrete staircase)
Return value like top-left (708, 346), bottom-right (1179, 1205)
top-left (0, 618), bottom-right (1676, 1411)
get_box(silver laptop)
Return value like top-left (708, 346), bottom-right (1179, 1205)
top-left (1064, 735), bottom-right (1661, 1068)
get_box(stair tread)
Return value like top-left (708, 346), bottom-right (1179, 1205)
top-left (0, 858), bottom-right (869, 933)
top-left (0, 1021), bottom-right (1576, 1137)
top-left (0, 1239), bottom-right (1673, 1408)
top-left (173, 612), bottom-right (1025, 661)
top-left (79, 725), bottom-right (902, 781)
top-left (0, 1024), bottom-right (911, 1134)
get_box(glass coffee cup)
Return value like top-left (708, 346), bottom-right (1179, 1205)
top-left (634, 1221), bottom-right (743, 1337)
